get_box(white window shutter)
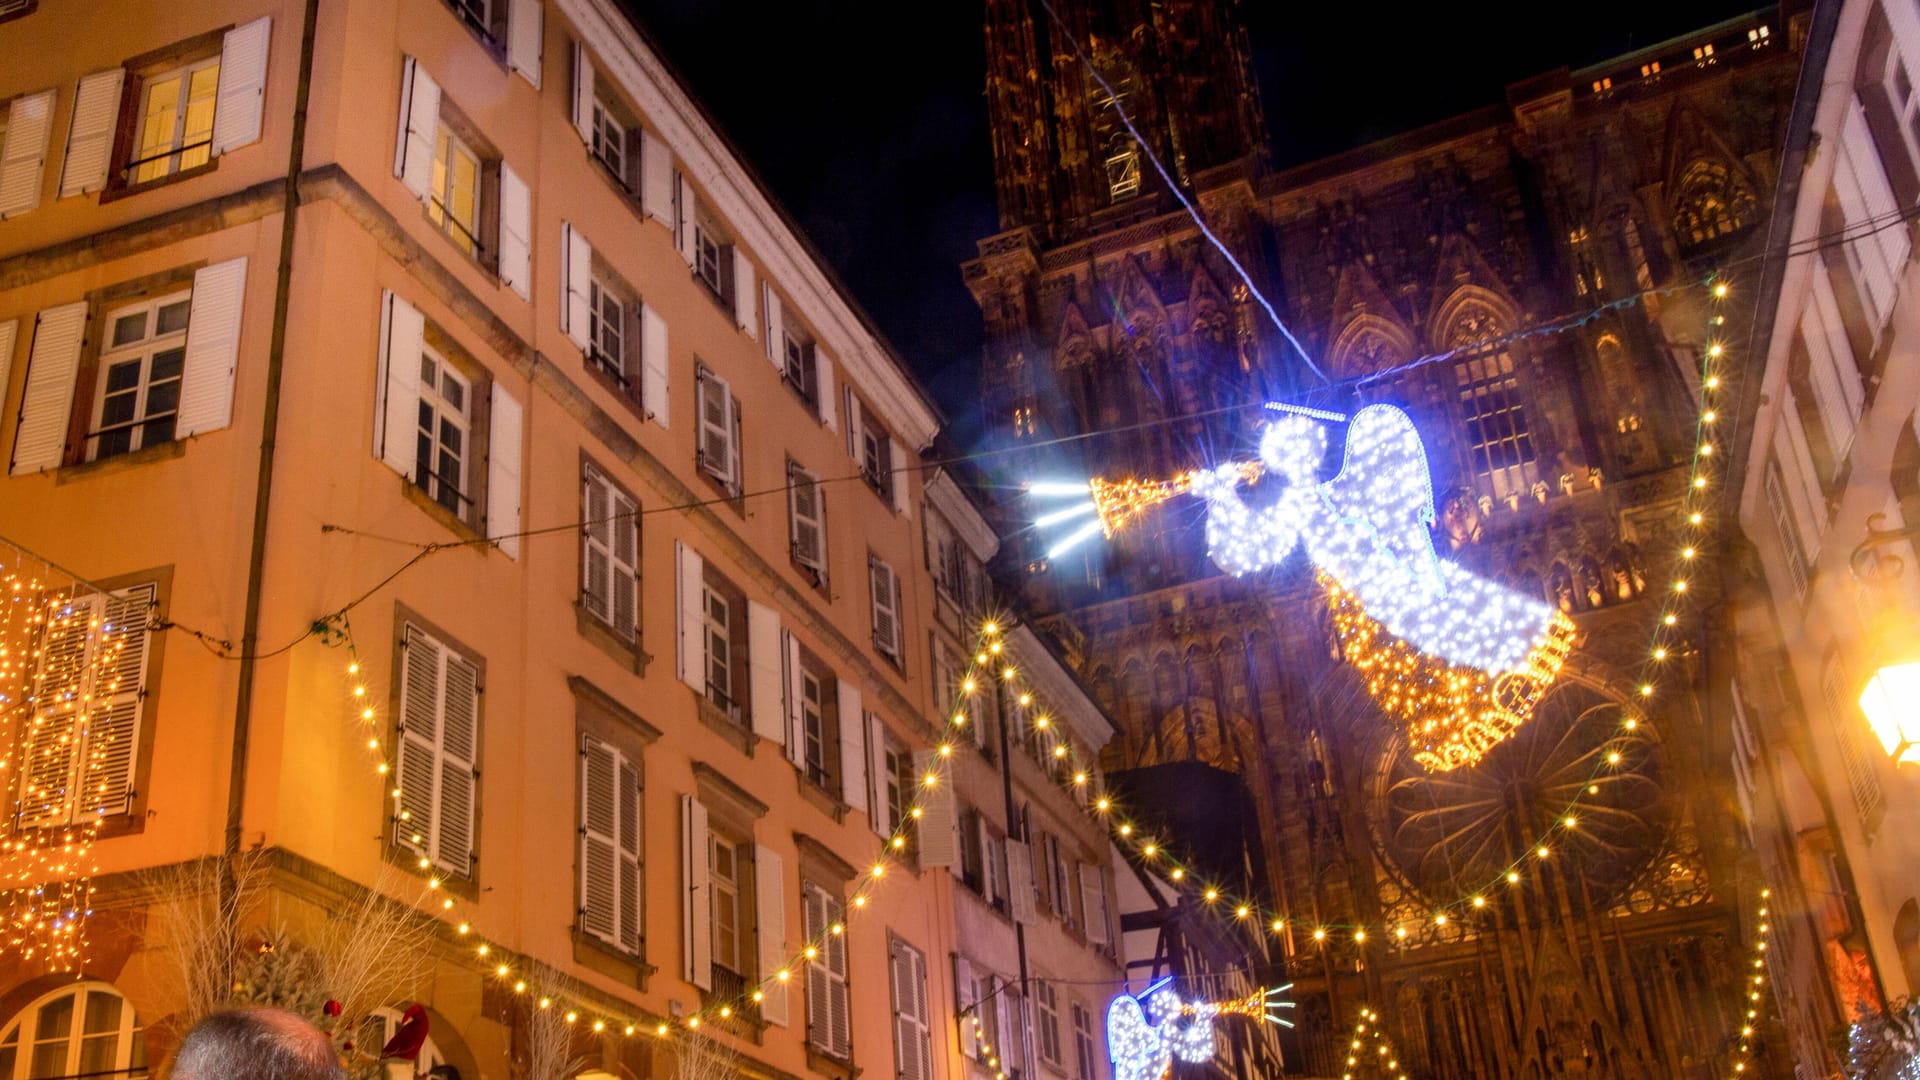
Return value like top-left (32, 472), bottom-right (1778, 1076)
top-left (176, 256), bottom-right (248, 438)
top-left (0, 89), bottom-right (54, 218)
top-left (19, 593), bottom-right (98, 827)
top-left (0, 321), bottom-right (16, 413)
top-left (755, 845), bottom-right (789, 1026)
top-left (394, 57), bottom-right (439, 201)
top-left (762, 282), bottom-right (781, 364)
top-left (1846, 95), bottom-right (1910, 293)
top-left (570, 40), bottom-right (593, 145)
top-left (374, 291), bottom-right (425, 481)
top-left (561, 222), bottom-right (592, 349)
top-left (507, 0), bottom-right (543, 87)
top-left (839, 680), bottom-right (866, 814)
top-left (870, 558), bottom-right (899, 658)
top-left (954, 957), bottom-right (977, 1059)
top-left (580, 736), bottom-right (620, 947)
top-left (804, 886), bottom-right (833, 1051)
top-left (616, 755), bottom-right (642, 953)
top-left (892, 454), bottom-right (913, 517)
top-left (680, 794), bottom-right (712, 989)
top-left (393, 628), bottom-right (441, 858)
top-left (697, 371), bottom-right (735, 486)
top-left (733, 248), bottom-right (757, 338)
top-left (675, 172), bottom-right (696, 266)
top-left (640, 127), bottom-right (673, 225)
top-left (844, 385), bottom-right (863, 460)
top-left (1809, 269), bottom-right (1865, 419)
top-left (59, 69), bottom-right (124, 198)
top-left (10, 301), bottom-right (86, 475)
top-left (1080, 864), bottom-right (1110, 945)
top-left (783, 631), bottom-right (806, 769)
top-left (867, 712), bottom-right (890, 840)
top-left (582, 472), bottom-right (612, 622)
top-left (818, 351), bottom-right (837, 431)
top-left (674, 541), bottom-right (706, 690)
top-left (88, 586), bottom-right (152, 820)
top-left (487, 383), bottom-right (523, 558)
top-left (436, 650), bottom-right (480, 877)
top-left (748, 600), bottom-right (784, 745)
top-left (497, 162), bottom-right (531, 301)
top-left (610, 487), bottom-right (639, 637)
top-left (790, 468), bottom-right (825, 574)
top-left (826, 894), bottom-right (851, 1057)
top-left (1006, 840), bottom-right (1036, 922)
top-left (914, 749), bottom-right (958, 868)
top-left (211, 16), bottom-right (271, 156)
top-left (640, 302), bottom-right (669, 428)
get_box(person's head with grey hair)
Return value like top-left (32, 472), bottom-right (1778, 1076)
top-left (170, 1007), bottom-right (345, 1080)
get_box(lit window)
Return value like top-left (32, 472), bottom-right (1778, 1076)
top-left (1748, 24), bottom-right (1770, 42)
top-left (130, 56), bottom-right (219, 184)
top-left (1105, 146), bottom-right (1141, 201)
top-left (1693, 43), bottom-right (1715, 61)
top-left (1449, 310), bottom-right (1537, 501)
top-left (1670, 157), bottom-right (1756, 249)
top-left (427, 127), bottom-right (482, 257)
top-left (0, 983), bottom-right (148, 1080)
top-left (91, 291), bottom-right (191, 461)
top-left (414, 346), bottom-right (472, 521)
top-left (1640, 61), bottom-right (1661, 77)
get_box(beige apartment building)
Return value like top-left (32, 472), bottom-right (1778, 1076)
top-left (0, 1), bottom-right (1125, 1078)
top-left (1731, 0), bottom-right (1920, 1074)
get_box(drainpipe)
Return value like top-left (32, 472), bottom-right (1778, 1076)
top-left (995, 634), bottom-right (1037, 1080)
top-left (225, 0), bottom-right (321, 871)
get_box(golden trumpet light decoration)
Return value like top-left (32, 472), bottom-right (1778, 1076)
top-left (1033, 402), bottom-right (1577, 772)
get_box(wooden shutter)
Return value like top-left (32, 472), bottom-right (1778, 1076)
top-left (839, 679), bottom-right (866, 813)
top-left (762, 282), bottom-right (782, 364)
top-left (374, 291), bottom-right (424, 480)
top-left (680, 794), bottom-right (712, 989)
top-left (954, 956), bottom-right (977, 1058)
top-left (176, 256), bottom-right (248, 438)
top-left (0, 89), bottom-right (53, 218)
top-left (867, 713), bottom-right (891, 840)
top-left (870, 558), bottom-right (899, 659)
top-left (616, 754), bottom-right (642, 953)
top-left (733, 248), bottom-right (757, 338)
top-left (394, 627), bottom-right (443, 859)
top-left (892, 941), bottom-right (931, 1080)
top-left (10, 301), bottom-right (86, 475)
top-left (790, 466), bottom-right (825, 573)
top-left (981, 824), bottom-right (1001, 905)
top-left (437, 646), bottom-right (480, 877)
top-left (580, 736), bottom-right (620, 946)
top-left (582, 471), bottom-right (612, 621)
top-left (915, 749), bottom-right (957, 868)
top-left (570, 40), bottom-right (593, 145)
top-left (675, 171), bottom-right (695, 266)
top-left (826, 892), bottom-right (850, 1057)
top-left (0, 320), bottom-right (16, 413)
top-left (748, 600), bottom-right (784, 745)
top-left (487, 384), bottom-right (524, 558)
top-left (497, 163), bottom-right (531, 301)
top-left (640, 302), bottom-right (668, 428)
top-left (59, 69), bottom-right (123, 197)
top-left (1808, 269), bottom-right (1865, 420)
top-left (18, 593), bottom-right (98, 828)
top-left (640, 128), bottom-right (673, 224)
top-left (507, 0), bottom-right (543, 87)
top-left (697, 369), bottom-right (734, 485)
top-left (610, 485), bottom-right (639, 637)
top-left (211, 17), bottom-right (271, 156)
top-left (1006, 839), bottom-right (1036, 922)
top-left (843, 385), bottom-right (863, 460)
top-left (755, 845), bottom-right (789, 1025)
top-left (1080, 863), bottom-right (1110, 945)
top-left (394, 57), bottom-right (439, 201)
top-left (817, 350), bottom-right (837, 431)
top-left (891, 446), bottom-right (912, 517)
top-left (783, 632), bottom-right (806, 769)
top-left (674, 541), bottom-right (705, 690)
top-left (84, 585), bottom-right (153, 821)
top-left (560, 222), bottom-right (592, 350)
top-left (1846, 95), bottom-right (1910, 295)
top-left (804, 886), bottom-right (832, 1051)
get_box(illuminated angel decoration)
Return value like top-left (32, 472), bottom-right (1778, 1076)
top-left (1031, 403), bottom-right (1575, 772)
top-left (1106, 981), bottom-right (1291, 1080)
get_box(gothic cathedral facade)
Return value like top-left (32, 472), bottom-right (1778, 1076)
top-left (965, 2), bottom-right (1802, 1076)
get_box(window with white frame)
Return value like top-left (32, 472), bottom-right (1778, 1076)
top-left (804, 882), bottom-right (852, 1060)
top-left (129, 55), bottom-right (219, 185)
top-left (983, 830), bottom-right (1006, 911)
top-left (1823, 659), bottom-right (1886, 835)
top-left (882, 733), bottom-right (911, 841)
top-left (1764, 461), bottom-right (1810, 600)
top-left (588, 275), bottom-right (631, 386)
top-left (1035, 978), bottom-right (1063, 1067)
top-left (91, 291), bottom-right (191, 461)
top-left (796, 651), bottom-right (841, 793)
top-left (1857, 5), bottom-right (1920, 206)
top-left (1072, 1001), bottom-right (1096, 1080)
top-left (784, 332), bottom-right (817, 405)
top-left (16, 583), bottom-right (154, 830)
top-left (441, 0), bottom-right (507, 44)
top-left (789, 463), bottom-right (827, 582)
top-left (958, 806), bottom-right (985, 895)
top-left (709, 829), bottom-right (751, 977)
top-left (703, 579), bottom-right (736, 716)
top-left (578, 734), bottom-right (643, 954)
top-left (696, 365), bottom-right (741, 495)
top-left (591, 96), bottom-right (628, 183)
top-left (861, 407), bottom-right (896, 501)
top-left (581, 464), bottom-right (639, 640)
top-left (394, 621), bottom-right (481, 879)
top-left (694, 222), bottom-right (726, 299)
top-left (890, 937), bottom-right (932, 1080)
top-left (869, 556), bottom-right (902, 663)
top-left (0, 982), bottom-right (148, 1080)
top-left (415, 345), bottom-right (474, 522)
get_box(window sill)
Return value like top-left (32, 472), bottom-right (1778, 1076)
top-left (790, 555), bottom-right (830, 598)
top-left (695, 695), bottom-right (756, 758)
top-left (571, 928), bottom-right (654, 990)
top-left (9, 811), bottom-right (143, 842)
top-left (697, 466), bottom-right (746, 518)
top-left (806, 1045), bottom-right (859, 1080)
top-left (583, 353), bottom-right (648, 422)
top-left (796, 772), bottom-right (848, 824)
top-left (53, 437), bottom-right (188, 485)
top-left (575, 603), bottom-right (650, 676)
top-left (399, 476), bottom-right (489, 548)
top-left (419, 206), bottom-right (502, 287)
top-left (97, 158), bottom-right (221, 206)
top-left (587, 151), bottom-right (643, 209)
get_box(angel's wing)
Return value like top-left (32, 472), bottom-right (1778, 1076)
top-left (1318, 404), bottom-right (1444, 598)
top-left (1105, 994), bottom-right (1163, 1080)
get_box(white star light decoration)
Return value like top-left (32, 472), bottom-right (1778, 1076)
top-left (1106, 980), bottom-right (1293, 1080)
top-left (1032, 403), bottom-right (1575, 771)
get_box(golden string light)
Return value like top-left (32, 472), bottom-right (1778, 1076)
top-left (1722, 888), bottom-right (1772, 1079)
top-left (1344, 1007), bottom-right (1406, 1080)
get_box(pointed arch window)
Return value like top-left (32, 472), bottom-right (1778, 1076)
top-left (1670, 157), bottom-right (1757, 250)
top-left (1448, 307), bottom-right (1538, 501)
top-left (0, 982), bottom-right (147, 1079)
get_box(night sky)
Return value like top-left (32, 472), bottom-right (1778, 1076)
top-left (627, 1), bottom-right (1768, 439)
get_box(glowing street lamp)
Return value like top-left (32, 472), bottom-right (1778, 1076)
top-left (1857, 661), bottom-right (1920, 764)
